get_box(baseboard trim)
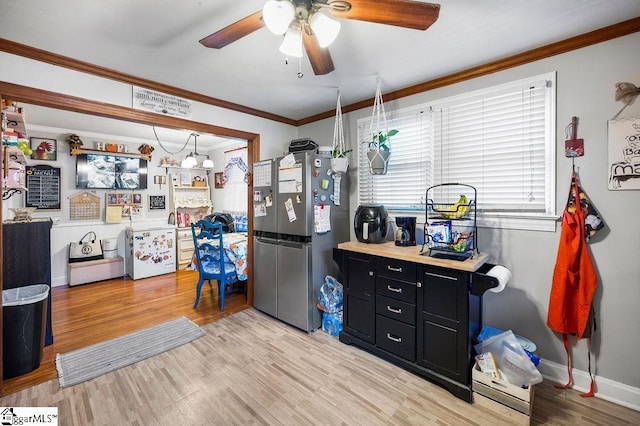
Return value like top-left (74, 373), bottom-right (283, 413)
top-left (538, 359), bottom-right (640, 412)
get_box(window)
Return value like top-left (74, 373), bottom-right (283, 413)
top-left (222, 146), bottom-right (248, 229)
top-left (357, 73), bottom-right (556, 230)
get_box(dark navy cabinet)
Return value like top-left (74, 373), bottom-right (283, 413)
top-left (334, 243), bottom-right (494, 402)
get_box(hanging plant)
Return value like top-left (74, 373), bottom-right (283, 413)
top-left (330, 89), bottom-right (351, 175)
top-left (367, 78), bottom-right (397, 175)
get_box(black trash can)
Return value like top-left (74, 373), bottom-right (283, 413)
top-left (2, 284), bottom-right (50, 379)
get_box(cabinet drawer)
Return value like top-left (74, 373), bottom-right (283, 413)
top-left (376, 258), bottom-right (416, 282)
top-left (376, 295), bottom-right (415, 325)
top-left (376, 277), bottom-right (416, 304)
top-left (178, 246), bottom-right (195, 263)
top-left (177, 229), bottom-right (192, 240)
top-left (375, 315), bottom-right (416, 362)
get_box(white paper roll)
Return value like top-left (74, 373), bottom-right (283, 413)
top-left (486, 265), bottom-right (512, 293)
top-left (102, 238), bottom-right (118, 251)
top-left (103, 249), bottom-right (118, 258)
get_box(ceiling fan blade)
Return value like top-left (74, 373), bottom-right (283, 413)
top-left (302, 30), bottom-right (335, 75)
top-left (329, 0), bottom-right (440, 30)
top-left (199, 11), bottom-right (264, 48)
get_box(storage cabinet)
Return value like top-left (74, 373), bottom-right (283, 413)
top-left (168, 172), bottom-right (212, 268)
top-left (417, 265), bottom-right (480, 385)
top-left (374, 257), bottom-right (416, 361)
top-left (341, 251), bottom-right (375, 343)
top-left (334, 241), bottom-right (495, 403)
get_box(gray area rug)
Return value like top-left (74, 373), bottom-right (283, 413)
top-left (56, 316), bottom-right (205, 388)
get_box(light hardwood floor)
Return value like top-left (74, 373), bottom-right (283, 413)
top-left (1, 273), bottom-right (639, 425)
top-left (2, 268), bottom-right (249, 395)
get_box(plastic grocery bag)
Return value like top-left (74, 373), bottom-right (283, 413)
top-left (474, 330), bottom-right (543, 387)
top-left (317, 275), bottom-right (343, 313)
top-left (322, 311), bottom-right (343, 337)
top-left (318, 276), bottom-right (343, 336)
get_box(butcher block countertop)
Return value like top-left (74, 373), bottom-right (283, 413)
top-left (337, 241), bottom-right (489, 272)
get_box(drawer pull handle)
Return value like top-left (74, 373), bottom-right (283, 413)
top-left (424, 271), bottom-right (458, 281)
top-left (386, 334), bottom-right (402, 343)
top-left (387, 266), bottom-right (403, 272)
top-left (387, 285), bottom-right (402, 293)
top-left (387, 306), bottom-right (402, 314)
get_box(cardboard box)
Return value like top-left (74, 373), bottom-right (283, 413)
top-left (472, 362), bottom-right (535, 417)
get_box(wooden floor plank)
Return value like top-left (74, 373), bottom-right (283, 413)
top-left (1, 273), bottom-right (638, 425)
top-left (2, 269), bottom-right (249, 395)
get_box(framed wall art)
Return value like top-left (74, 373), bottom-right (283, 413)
top-left (214, 172), bottom-right (224, 188)
top-left (25, 165), bottom-right (61, 209)
top-left (608, 116), bottom-right (640, 190)
top-left (149, 195), bottom-right (166, 210)
top-left (29, 137), bottom-right (57, 161)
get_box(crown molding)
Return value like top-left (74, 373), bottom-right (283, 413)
top-left (297, 16), bottom-right (640, 125)
top-left (0, 38), bottom-right (297, 127)
top-left (1, 16), bottom-right (639, 127)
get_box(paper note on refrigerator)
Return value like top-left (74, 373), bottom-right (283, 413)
top-left (280, 153), bottom-right (296, 167)
top-left (333, 174), bottom-right (341, 205)
top-left (253, 160), bottom-right (272, 186)
top-left (285, 198), bottom-right (297, 222)
top-left (314, 205), bottom-right (331, 233)
top-left (279, 164), bottom-right (303, 193)
top-left (254, 202), bottom-right (267, 217)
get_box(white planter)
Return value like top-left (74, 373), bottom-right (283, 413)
top-left (331, 157), bottom-right (349, 174)
top-left (367, 150), bottom-right (391, 175)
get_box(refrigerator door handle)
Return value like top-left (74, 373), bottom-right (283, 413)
top-left (256, 237), bottom-right (278, 245)
top-left (278, 240), bottom-right (305, 250)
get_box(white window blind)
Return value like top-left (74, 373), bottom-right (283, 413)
top-left (358, 110), bottom-right (432, 211)
top-left (357, 73), bottom-right (555, 217)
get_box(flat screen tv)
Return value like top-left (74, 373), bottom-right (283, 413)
top-left (76, 153), bottom-right (148, 189)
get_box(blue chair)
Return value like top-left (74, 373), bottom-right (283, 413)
top-left (190, 220), bottom-right (238, 311)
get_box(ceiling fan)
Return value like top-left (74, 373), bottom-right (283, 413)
top-left (199, 0), bottom-right (440, 76)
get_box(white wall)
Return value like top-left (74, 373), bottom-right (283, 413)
top-left (0, 52), bottom-right (295, 287)
top-left (300, 33), bottom-right (640, 407)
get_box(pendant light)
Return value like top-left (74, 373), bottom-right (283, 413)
top-left (180, 134), bottom-right (213, 168)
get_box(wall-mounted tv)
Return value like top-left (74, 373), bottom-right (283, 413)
top-left (76, 153), bottom-right (148, 189)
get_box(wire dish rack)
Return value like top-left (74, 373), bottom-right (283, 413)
top-left (421, 183), bottom-right (478, 261)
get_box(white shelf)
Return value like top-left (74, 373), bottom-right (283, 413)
top-left (172, 185), bottom-right (210, 190)
top-left (174, 202), bottom-right (212, 208)
top-left (168, 173), bottom-right (212, 267)
top-left (163, 166), bottom-right (212, 173)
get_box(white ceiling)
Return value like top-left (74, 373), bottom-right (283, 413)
top-left (1, 0), bottom-right (640, 123)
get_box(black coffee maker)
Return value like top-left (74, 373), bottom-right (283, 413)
top-left (394, 216), bottom-right (417, 246)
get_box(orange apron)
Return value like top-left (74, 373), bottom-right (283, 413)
top-left (547, 177), bottom-right (597, 337)
top-left (547, 176), bottom-right (598, 396)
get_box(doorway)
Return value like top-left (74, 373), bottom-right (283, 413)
top-left (0, 81), bottom-right (260, 394)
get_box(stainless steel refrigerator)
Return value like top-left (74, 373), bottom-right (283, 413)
top-left (253, 151), bottom-right (349, 332)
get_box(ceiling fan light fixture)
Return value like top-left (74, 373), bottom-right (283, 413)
top-left (263, 0), bottom-right (295, 35)
top-left (279, 27), bottom-right (303, 57)
top-left (309, 11), bottom-right (341, 48)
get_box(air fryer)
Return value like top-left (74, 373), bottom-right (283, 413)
top-left (354, 205), bottom-right (388, 244)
